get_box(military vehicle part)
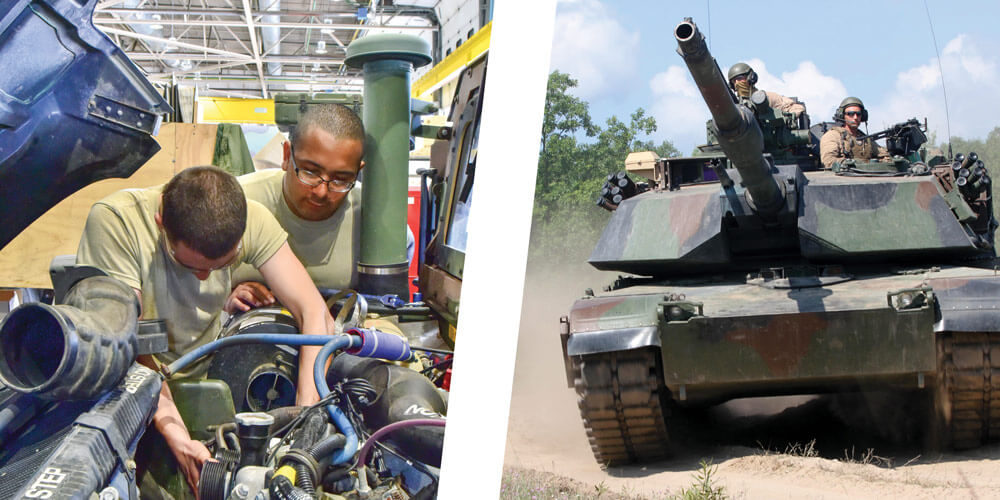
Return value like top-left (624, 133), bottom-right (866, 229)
top-left (866, 118), bottom-right (928, 158)
top-left (235, 412), bottom-right (274, 469)
top-left (598, 171), bottom-right (650, 211)
top-left (0, 276), bottom-right (139, 400)
top-left (568, 347), bottom-right (671, 465)
top-left (346, 34), bottom-right (432, 298)
top-left (0, 0), bottom-right (171, 251)
top-left (190, 334), bottom-right (443, 499)
top-left (209, 308), bottom-right (300, 413)
top-left (273, 92), bottom-right (363, 128)
top-left (675, 19), bottom-right (786, 218)
top-left (419, 57), bottom-right (488, 347)
top-left (0, 363), bottom-right (160, 500)
top-left (330, 354), bottom-right (447, 467)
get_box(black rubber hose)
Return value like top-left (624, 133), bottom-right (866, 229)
top-left (270, 475), bottom-right (312, 500)
top-left (306, 433), bottom-right (347, 462)
top-left (0, 276), bottom-right (139, 400)
top-left (293, 463), bottom-right (316, 497)
top-left (329, 355), bottom-right (446, 467)
top-left (291, 411), bottom-right (326, 450)
top-left (322, 468), bottom-right (354, 493)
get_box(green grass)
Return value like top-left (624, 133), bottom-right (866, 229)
top-left (500, 461), bottom-right (730, 500)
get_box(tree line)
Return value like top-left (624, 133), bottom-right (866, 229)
top-left (531, 71), bottom-right (677, 269)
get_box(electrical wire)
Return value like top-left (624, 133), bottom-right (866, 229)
top-left (409, 346), bottom-right (453, 355)
top-left (420, 357), bottom-right (453, 376)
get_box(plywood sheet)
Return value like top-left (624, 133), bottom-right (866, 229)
top-left (0, 123), bottom-right (219, 288)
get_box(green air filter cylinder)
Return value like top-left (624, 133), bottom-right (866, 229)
top-left (345, 34), bottom-right (431, 297)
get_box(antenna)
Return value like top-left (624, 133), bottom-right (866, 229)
top-left (707, 0), bottom-right (712, 51)
top-left (923, 0), bottom-right (953, 158)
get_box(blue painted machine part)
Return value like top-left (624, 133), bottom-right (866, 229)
top-left (0, 0), bottom-right (172, 250)
top-left (319, 287), bottom-right (408, 308)
top-left (344, 327), bottom-right (414, 361)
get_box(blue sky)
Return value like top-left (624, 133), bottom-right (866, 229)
top-left (549, 0), bottom-right (1000, 154)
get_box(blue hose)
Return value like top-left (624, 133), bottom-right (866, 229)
top-left (313, 337), bottom-right (359, 465)
top-left (165, 334), bottom-right (356, 376)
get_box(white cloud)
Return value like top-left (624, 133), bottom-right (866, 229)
top-left (648, 66), bottom-right (709, 153)
top-left (549, 0), bottom-right (639, 101)
top-left (749, 59), bottom-right (847, 124)
top-left (878, 35), bottom-right (1000, 143)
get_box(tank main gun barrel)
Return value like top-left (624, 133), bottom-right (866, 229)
top-left (674, 18), bottom-right (785, 216)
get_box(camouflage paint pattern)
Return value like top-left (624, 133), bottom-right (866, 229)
top-left (566, 266), bottom-right (998, 403)
top-left (589, 170), bottom-right (981, 278)
top-left (800, 172), bottom-right (976, 256)
top-left (588, 184), bottom-right (726, 271)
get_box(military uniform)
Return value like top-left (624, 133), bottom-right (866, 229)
top-left (233, 169), bottom-right (361, 290)
top-left (819, 126), bottom-right (889, 169)
top-left (765, 91), bottom-right (805, 115)
top-left (77, 186), bottom-right (288, 377)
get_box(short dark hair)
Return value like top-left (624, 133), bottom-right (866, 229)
top-left (290, 103), bottom-right (365, 151)
top-left (161, 166), bottom-right (247, 259)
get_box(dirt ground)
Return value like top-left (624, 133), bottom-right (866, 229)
top-left (503, 264), bottom-right (1000, 499)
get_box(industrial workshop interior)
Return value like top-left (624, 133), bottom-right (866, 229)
top-left (0, 1), bottom-right (490, 498)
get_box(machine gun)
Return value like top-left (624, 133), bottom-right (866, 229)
top-left (862, 118), bottom-right (928, 158)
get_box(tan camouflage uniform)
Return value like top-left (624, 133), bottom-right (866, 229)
top-left (765, 91), bottom-right (806, 115)
top-left (819, 125), bottom-right (889, 169)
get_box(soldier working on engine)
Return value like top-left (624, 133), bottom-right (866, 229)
top-left (77, 166), bottom-right (334, 495)
top-left (819, 96), bottom-right (890, 169)
top-left (226, 103), bottom-right (413, 312)
top-left (728, 62), bottom-right (806, 117)
top-left (226, 104), bottom-right (363, 314)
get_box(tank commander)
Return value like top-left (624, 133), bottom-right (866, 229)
top-left (819, 96), bottom-right (890, 169)
top-left (76, 166), bottom-right (334, 495)
top-left (227, 103), bottom-right (412, 312)
top-left (728, 62), bottom-right (806, 116)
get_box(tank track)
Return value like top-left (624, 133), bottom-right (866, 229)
top-left (939, 331), bottom-right (1000, 448)
top-left (571, 347), bottom-right (671, 465)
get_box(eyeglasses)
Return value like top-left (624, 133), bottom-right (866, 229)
top-left (289, 145), bottom-right (357, 193)
top-left (844, 111), bottom-right (863, 117)
top-left (162, 229), bottom-right (242, 274)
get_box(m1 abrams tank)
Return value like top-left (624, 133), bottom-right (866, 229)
top-left (559, 18), bottom-right (999, 465)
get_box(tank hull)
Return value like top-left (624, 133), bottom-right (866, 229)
top-left (562, 265), bottom-right (1000, 463)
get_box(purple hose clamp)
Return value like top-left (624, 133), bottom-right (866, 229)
top-left (345, 328), bottom-right (413, 361)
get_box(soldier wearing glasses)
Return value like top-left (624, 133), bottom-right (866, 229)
top-left (820, 96), bottom-right (890, 169)
top-left (228, 104), bottom-right (365, 313)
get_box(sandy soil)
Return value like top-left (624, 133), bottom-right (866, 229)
top-left (503, 264), bottom-right (1000, 499)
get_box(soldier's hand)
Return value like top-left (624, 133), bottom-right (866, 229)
top-left (225, 281), bottom-right (276, 313)
top-left (174, 438), bottom-right (213, 498)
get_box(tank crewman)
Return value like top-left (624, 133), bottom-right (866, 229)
top-left (226, 103), bottom-right (413, 312)
top-left (728, 62), bottom-right (806, 116)
top-left (77, 166), bottom-right (335, 495)
top-left (819, 96), bottom-right (890, 169)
